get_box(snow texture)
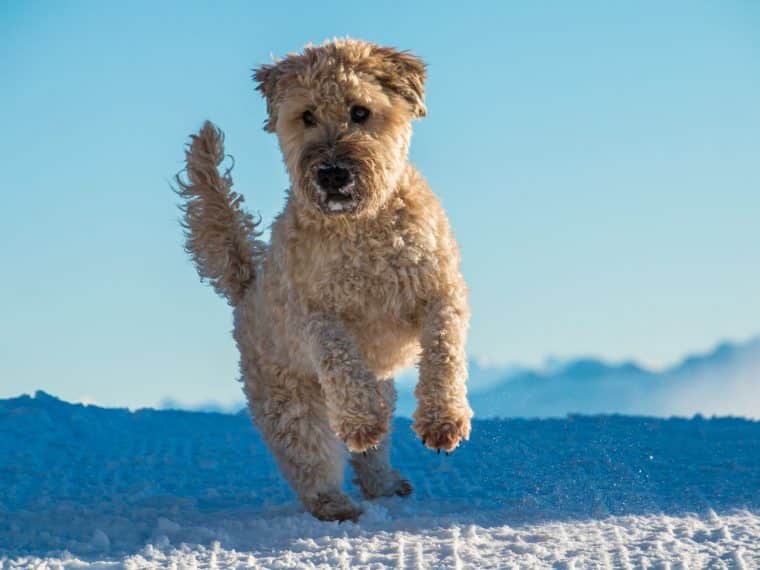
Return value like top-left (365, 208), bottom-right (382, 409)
top-left (1, 392), bottom-right (758, 568)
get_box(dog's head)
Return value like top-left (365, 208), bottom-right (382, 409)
top-left (254, 39), bottom-right (426, 218)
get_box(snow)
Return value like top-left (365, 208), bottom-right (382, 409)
top-left (1, 392), bottom-right (758, 568)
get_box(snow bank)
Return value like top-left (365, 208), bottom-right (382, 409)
top-left (1, 392), bottom-right (757, 568)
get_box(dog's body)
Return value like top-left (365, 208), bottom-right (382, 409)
top-left (177, 39), bottom-right (472, 521)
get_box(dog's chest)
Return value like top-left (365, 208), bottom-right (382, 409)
top-left (292, 224), bottom-right (435, 322)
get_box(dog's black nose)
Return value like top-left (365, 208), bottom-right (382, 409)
top-left (317, 165), bottom-right (351, 191)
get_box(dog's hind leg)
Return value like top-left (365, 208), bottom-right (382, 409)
top-left (350, 437), bottom-right (413, 499)
top-left (244, 362), bottom-right (362, 522)
top-left (349, 380), bottom-right (413, 499)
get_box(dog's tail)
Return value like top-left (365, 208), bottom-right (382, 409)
top-left (175, 121), bottom-right (265, 306)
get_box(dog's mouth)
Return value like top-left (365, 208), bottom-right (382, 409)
top-left (313, 165), bottom-right (360, 214)
top-left (322, 185), bottom-right (358, 213)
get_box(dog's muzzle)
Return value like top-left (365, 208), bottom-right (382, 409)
top-left (316, 164), bottom-right (358, 213)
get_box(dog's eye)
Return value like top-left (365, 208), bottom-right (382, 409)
top-left (302, 110), bottom-right (317, 127)
top-left (350, 105), bottom-right (370, 124)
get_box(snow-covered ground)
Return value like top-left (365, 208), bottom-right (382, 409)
top-left (1, 392), bottom-right (758, 568)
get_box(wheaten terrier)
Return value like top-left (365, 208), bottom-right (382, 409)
top-left (175, 38), bottom-right (473, 522)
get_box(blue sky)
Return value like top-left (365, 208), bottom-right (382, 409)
top-left (2, 1), bottom-right (759, 408)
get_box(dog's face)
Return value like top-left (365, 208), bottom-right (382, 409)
top-left (254, 39), bottom-right (426, 218)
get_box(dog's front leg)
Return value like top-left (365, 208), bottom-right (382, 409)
top-left (306, 314), bottom-right (391, 453)
top-left (413, 296), bottom-right (473, 452)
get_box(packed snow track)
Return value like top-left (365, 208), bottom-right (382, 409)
top-left (0, 392), bottom-right (757, 568)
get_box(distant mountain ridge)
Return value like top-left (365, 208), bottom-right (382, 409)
top-left (155, 337), bottom-right (760, 419)
top-left (397, 336), bottom-right (760, 419)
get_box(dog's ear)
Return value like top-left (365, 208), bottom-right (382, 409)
top-left (253, 62), bottom-right (282, 132)
top-left (370, 47), bottom-right (427, 118)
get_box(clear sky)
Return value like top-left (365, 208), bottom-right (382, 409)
top-left (2, 1), bottom-right (759, 409)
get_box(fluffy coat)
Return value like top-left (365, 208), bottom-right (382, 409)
top-left (176, 39), bottom-right (472, 521)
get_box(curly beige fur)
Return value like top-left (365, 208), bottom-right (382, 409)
top-left (175, 126), bottom-right (266, 306)
top-left (176, 38), bottom-right (473, 522)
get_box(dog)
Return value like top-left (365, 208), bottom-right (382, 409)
top-left (175, 38), bottom-right (473, 522)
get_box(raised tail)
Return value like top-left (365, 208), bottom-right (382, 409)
top-left (175, 121), bottom-right (265, 305)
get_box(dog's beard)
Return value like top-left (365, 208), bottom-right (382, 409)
top-left (310, 176), bottom-right (359, 213)
top-left (296, 155), bottom-right (372, 217)
top-left (296, 163), bottom-right (362, 215)
top-left (291, 137), bottom-right (406, 219)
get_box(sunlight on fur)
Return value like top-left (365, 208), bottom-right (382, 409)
top-left (175, 38), bottom-right (472, 522)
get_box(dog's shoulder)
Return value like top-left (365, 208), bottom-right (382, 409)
top-left (392, 166), bottom-right (450, 251)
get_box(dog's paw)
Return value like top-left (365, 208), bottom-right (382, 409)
top-left (352, 467), bottom-right (414, 499)
top-left (340, 420), bottom-right (388, 453)
top-left (305, 490), bottom-right (363, 523)
top-left (356, 476), bottom-right (414, 499)
top-left (393, 478), bottom-right (414, 497)
top-left (412, 411), bottom-right (472, 453)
